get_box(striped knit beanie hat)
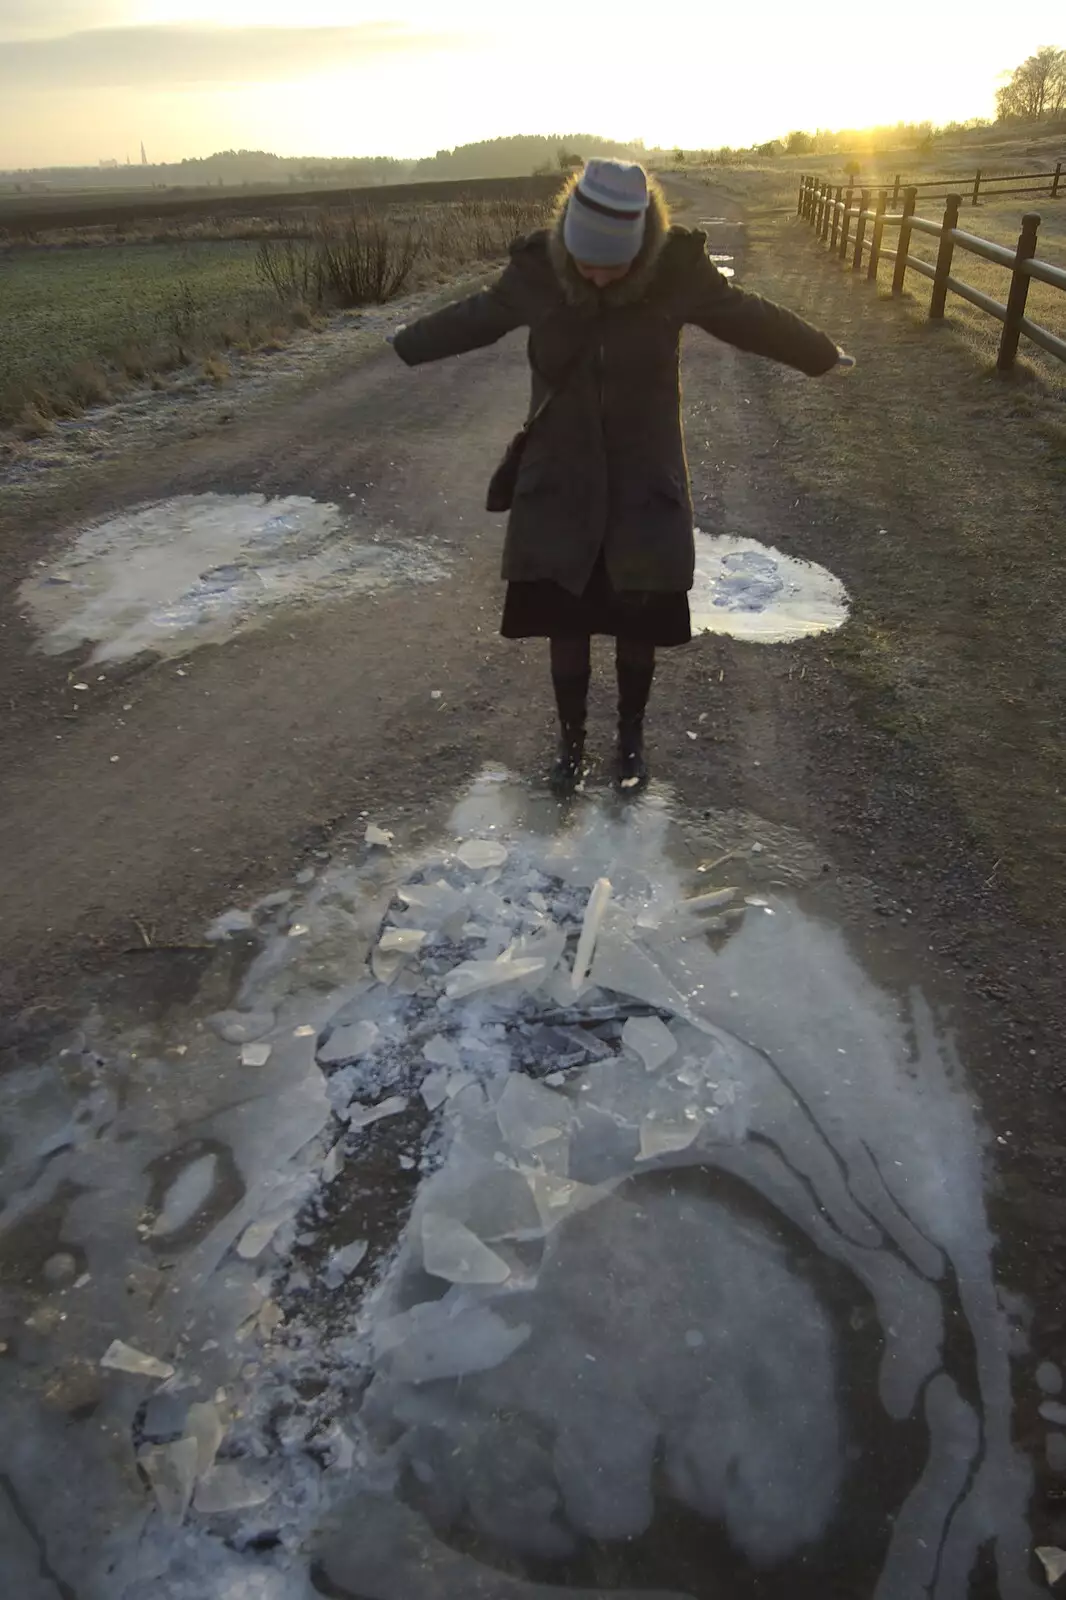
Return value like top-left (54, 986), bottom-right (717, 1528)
top-left (563, 158), bottom-right (650, 266)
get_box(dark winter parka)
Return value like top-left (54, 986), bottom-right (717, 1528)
top-left (392, 182), bottom-right (838, 595)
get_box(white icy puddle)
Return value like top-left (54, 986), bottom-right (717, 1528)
top-left (690, 531), bottom-right (849, 642)
top-left (19, 492), bottom-right (445, 663)
top-left (0, 775), bottom-right (1041, 1599)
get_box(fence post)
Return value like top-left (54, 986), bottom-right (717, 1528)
top-left (997, 212), bottom-right (1041, 370)
top-left (820, 182), bottom-right (833, 241)
top-left (852, 188), bottom-right (871, 271)
top-left (929, 194), bottom-right (961, 319)
top-left (815, 181), bottom-right (826, 234)
top-left (891, 187), bottom-right (917, 295)
top-left (798, 176), bottom-right (807, 216)
top-left (971, 170), bottom-right (982, 207)
top-left (892, 173), bottom-right (901, 204)
top-left (867, 189), bottom-right (887, 280)
top-left (838, 186), bottom-right (854, 260)
top-left (829, 185), bottom-right (843, 250)
top-left (1053, 162), bottom-right (1062, 199)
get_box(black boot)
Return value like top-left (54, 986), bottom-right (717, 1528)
top-left (550, 670), bottom-right (589, 795)
top-left (617, 717), bottom-right (647, 791)
top-left (616, 653), bottom-right (655, 791)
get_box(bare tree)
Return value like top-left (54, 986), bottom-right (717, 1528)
top-left (996, 46), bottom-right (1066, 120)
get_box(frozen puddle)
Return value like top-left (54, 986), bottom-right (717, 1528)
top-left (690, 531), bottom-right (849, 641)
top-left (19, 492), bottom-right (446, 663)
top-left (0, 776), bottom-right (1043, 1599)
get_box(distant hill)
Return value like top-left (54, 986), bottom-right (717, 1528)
top-left (0, 135), bottom-right (643, 195)
top-left (412, 134), bottom-right (645, 181)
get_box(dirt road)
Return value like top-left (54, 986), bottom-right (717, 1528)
top-left (2, 180), bottom-right (1065, 1595)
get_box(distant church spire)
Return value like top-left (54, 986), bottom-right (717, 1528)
top-left (140, 141), bottom-right (148, 166)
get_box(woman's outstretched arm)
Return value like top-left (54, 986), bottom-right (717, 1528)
top-left (683, 244), bottom-right (840, 376)
top-left (391, 257), bottom-right (528, 366)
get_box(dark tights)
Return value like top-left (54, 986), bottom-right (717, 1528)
top-left (549, 636), bottom-right (656, 744)
top-left (549, 636), bottom-right (655, 678)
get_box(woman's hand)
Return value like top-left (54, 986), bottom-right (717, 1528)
top-left (385, 325), bottom-right (406, 347)
top-left (835, 348), bottom-right (856, 370)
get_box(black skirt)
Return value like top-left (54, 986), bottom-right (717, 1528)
top-left (501, 550), bottom-right (691, 646)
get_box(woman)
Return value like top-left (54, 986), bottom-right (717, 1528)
top-left (391, 158), bottom-right (846, 793)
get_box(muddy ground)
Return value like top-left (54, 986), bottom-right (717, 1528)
top-left (2, 176), bottom-right (1066, 1591)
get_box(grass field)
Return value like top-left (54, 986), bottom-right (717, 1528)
top-left (899, 196), bottom-right (1065, 381)
top-left (0, 240), bottom-right (280, 427)
top-left (0, 180), bottom-right (560, 432)
top-left (734, 191), bottom-right (1066, 930)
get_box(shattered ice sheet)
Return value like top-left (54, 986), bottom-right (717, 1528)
top-left (0, 769), bottom-right (1041, 1600)
top-left (20, 492), bottom-right (447, 662)
top-left (690, 531), bottom-right (849, 642)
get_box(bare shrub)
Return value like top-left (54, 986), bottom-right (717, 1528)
top-left (315, 208), bottom-right (422, 306)
top-left (254, 233), bottom-right (322, 303)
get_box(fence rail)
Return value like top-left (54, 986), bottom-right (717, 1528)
top-left (797, 177), bottom-right (1066, 370)
top-left (803, 162), bottom-right (1063, 208)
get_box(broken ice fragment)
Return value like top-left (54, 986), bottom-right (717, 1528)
top-left (194, 1461), bottom-right (275, 1514)
top-left (101, 1340), bottom-right (174, 1379)
top-left (379, 927), bottom-right (427, 954)
top-left (572, 878), bottom-right (612, 990)
top-left (347, 1095), bottom-right (407, 1129)
top-left (545, 1072), bottom-right (566, 1087)
top-left (684, 887), bottom-right (737, 913)
top-left (378, 1302), bottom-right (530, 1383)
top-left (206, 908), bottom-right (255, 940)
top-left (1040, 1402), bottom-right (1066, 1426)
top-left (496, 1073), bottom-right (572, 1154)
top-left (208, 1009), bottom-right (274, 1044)
top-left (456, 839), bottom-right (508, 870)
top-left (236, 1212), bottom-right (290, 1261)
top-left (590, 925), bottom-right (692, 1017)
top-left (421, 1213), bottom-right (511, 1285)
top-left (318, 1019), bottom-right (381, 1065)
top-left (184, 1400), bottom-right (224, 1478)
top-left (422, 1034), bottom-right (462, 1070)
top-left (420, 1068), bottom-right (451, 1111)
top-left (1038, 1362), bottom-right (1064, 1395)
top-left (444, 955), bottom-right (545, 1000)
top-left (397, 881), bottom-right (464, 924)
top-left (149, 1153), bottom-right (218, 1238)
top-left (139, 1436), bottom-right (198, 1524)
top-left (320, 1141), bottom-right (345, 1183)
top-left (637, 1112), bottom-right (703, 1160)
top-left (324, 1239), bottom-right (368, 1287)
top-left (365, 823), bottom-right (394, 848)
top-left (1036, 1548), bottom-right (1066, 1586)
top-left (371, 947), bottom-right (403, 985)
top-left (258, 1301), bottom-right (284, 1338)
top-left (240, 1041), bottom-right (272, 1067)
top-left (622, 1014), bottom-right (678, 1073)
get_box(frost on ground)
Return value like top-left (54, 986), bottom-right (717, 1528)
top-left (689, 531), bottom-right (849, 642)
top-left (0, 773), bottom-right (1042, 1599)
top-left (19, 492), bottom-right (447, 663)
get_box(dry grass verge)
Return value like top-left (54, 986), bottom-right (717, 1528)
top-left (1, 194), bottom-right (555, 432)
top-left (739, 203), bottom-right (1066, 930)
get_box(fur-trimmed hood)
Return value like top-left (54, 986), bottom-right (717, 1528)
top-left (548, 172), bottom-right (672, 308)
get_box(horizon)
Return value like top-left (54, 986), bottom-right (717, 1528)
top-left (0, 2), bottom-right (1063, 171)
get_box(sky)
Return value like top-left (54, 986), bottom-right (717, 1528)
top-left (0, 0), bottom-right (1063, 169)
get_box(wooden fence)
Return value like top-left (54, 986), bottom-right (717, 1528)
top-left (806, 163), bottom-right (1063, 208)
top-left (796, 178), bottom-right (1066, 370)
